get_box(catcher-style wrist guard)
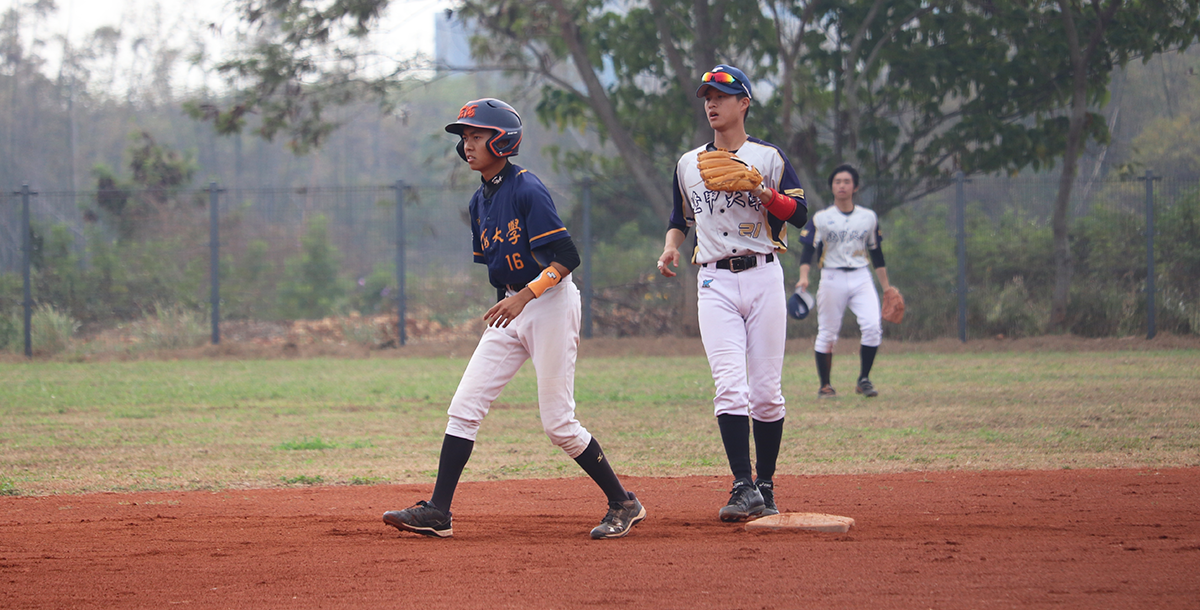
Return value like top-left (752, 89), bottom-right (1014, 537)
top-left (697, 150), bottom-right (763, 192)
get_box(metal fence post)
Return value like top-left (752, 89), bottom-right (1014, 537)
top-left (1141, 170), bottom-right (1157, 340)
top-left (209, 182), bottom-right (222, 344)
top-left (955, 171), bottom-right (967, 343)
top-left (394, 181), bottom-right (407, 346)
top-left (580, 179), bottom-right (593, 339)
top-left (19, 184), bottom-right (36, 358)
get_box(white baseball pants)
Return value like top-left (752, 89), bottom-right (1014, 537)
top-left (696, 255), bottom-right (787, 422)
top-left (445, 276), bottom-right (592, 459)
top-left (814, 267), bottom-right (882, 353)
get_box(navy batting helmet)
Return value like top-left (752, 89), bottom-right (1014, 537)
top-left (788, 287), bottom-right (815, 320)
top-left (445, 98), bottom-right (523, 162)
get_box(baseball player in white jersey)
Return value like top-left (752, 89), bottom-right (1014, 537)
top-left (797, 164), bottom-right (893, 398)
top-left (657, 65), bottom-right (808, 522)
top-left (384, 98), bottom-right (645, 540)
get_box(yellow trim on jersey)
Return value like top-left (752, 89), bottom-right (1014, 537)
top-left (517, 169), bottom-right (529, 176)
top-left (529, 227), bottom-right (567, 242)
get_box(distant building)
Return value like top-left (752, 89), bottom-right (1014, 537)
top-left (435, 9), bottom-right (475, 72)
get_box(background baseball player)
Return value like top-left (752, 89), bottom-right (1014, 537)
top-left (384, 98), bottom-right (645, 540)
top-left (657, 65), bottom-right (807, 522)
top-left (797, 164), bottom-right (894, 398)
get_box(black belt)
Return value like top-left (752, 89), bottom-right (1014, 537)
top-left (834, 266), bottom-right (864, 271)
top-left (703, 253), bottom-right (774, 273)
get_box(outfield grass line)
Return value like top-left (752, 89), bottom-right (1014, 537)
top-left (1, 349), bottom-right (1198, 494)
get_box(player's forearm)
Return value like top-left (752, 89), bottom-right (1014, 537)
top-left (875, 267), bottom-right (891, 292)
top-left (663, 228), bottom-right (686, 253)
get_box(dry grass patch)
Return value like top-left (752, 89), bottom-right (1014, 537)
top-left (1, 349), bottom-right (1197, 494)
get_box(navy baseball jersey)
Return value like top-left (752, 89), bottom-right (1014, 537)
top-left (469, 162), bottom-right (570, 288)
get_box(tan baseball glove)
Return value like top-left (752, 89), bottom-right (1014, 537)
top-left (697, 149), bottom-right (763, 192)
top-left (882, 286), bottom-right (905, 324)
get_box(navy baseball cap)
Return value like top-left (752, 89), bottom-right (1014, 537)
top-left (696, 64), bottom-right (752, 99)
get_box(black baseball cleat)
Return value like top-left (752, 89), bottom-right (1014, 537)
top-left (855, 378), bottom-right (878, 398)
top-left (383, 500), bottom-right (453, 538)
top-left (755, 479), bottom-right (779, 517)
top-left (818, 384), bottom-right (837, 399)
top-left (590, 492), bottom-right (647, 539)
top-left (719, 478), bottom-right (765, 522)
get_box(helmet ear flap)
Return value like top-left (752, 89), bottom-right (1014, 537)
top-left (490, 137), bottom-right (510, 158)
top-left (456, 138), bottom-right (467, 162)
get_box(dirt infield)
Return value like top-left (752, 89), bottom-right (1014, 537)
top-left (3, 468), bottom-right (1198, 609)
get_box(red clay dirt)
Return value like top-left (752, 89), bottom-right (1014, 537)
top-left (2, 468), bottom-right (1198, 609)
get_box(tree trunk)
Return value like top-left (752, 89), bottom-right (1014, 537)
top-left (1049, 0), bottom-right (1115, 332)
top-left (548, 0), bottom-right (672, 215)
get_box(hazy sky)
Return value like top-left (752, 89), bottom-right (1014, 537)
top-left (38, 0), bottom-right (448, 56)
top-left (13, 0), bottom-right (451, 93)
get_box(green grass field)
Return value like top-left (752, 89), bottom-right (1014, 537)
top-left (2, 349), bottom-right (1198, 495)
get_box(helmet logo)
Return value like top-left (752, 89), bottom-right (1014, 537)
top-left (457, 104), bottom-right (477, 119)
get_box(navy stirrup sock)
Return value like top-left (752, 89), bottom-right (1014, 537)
top-left (429, 434), bottom-right (474, 513)
top-left (717, 414), bottom-right (753, 482)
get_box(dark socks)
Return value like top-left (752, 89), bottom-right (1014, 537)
top-left (816, 351), bottom-right (833, 386)
top-left (429, 434), bottom-right (474, 513)
top-left (752, 417), bottom-right (784, 483)
top-left (860, 344), bottom-right (878, 381)
top-left (574, 437), bottom-right (628, 504)
top-left (717, 414), bottom-right (753, 482)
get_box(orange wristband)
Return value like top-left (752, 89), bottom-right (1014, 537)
top-left (527, 267), bottom-right (562, 298)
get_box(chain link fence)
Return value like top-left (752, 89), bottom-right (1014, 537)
top-left (3, 173), bottom-right (1198, 356)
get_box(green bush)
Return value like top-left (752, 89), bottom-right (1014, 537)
top-left (29, 304), bottom-right (79, 356)
top-left (1157, 189), bottom-right (1200, 334)
top-left (277, 215), bottom-right (346, 320)
top-left (131, 302), bottom-right (210, 350)
top-left (220, 238), bottom-right (278, 320)
top-left (876, 204), bottom-right (959, 340)
top-left (348, 261), bottom-right (396, 316)
top-left (0, 311), bottom-right (18, 351)
top-left (983, 276), bottom-right (1046, 338)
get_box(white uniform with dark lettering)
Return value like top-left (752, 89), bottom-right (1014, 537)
top-left (670, 138), bottom-right (806, 421)
top-left (800, 205), bottom-right (883, 354)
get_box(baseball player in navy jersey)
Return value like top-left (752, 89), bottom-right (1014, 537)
top-left (384, 98), bottom-right (645, 540)
top-left (797, 164), bottom-right (893, 398)
top-left (656, 65), bottom-right (808, 522)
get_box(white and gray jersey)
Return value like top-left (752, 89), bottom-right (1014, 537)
top-left (668, 138), bottom-right (806, 265)
top-left (798, 205), bottom-right (883, 269)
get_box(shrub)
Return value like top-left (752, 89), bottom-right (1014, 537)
top-left (29, 304), bottom-right (79, 356)
top-left (277, 215), bottom-right (346, 320)
top-left (0, 311), bottom-right (18, 351)
top-left (983, 276), bottom-right (1047, 338)
top-left (131, 302), bottom-right (210, 350)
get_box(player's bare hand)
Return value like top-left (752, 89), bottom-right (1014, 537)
top-left (657, 249), bottom-right (680, 278)
top-left (797, 276), bottom-right (809, 291)
top-left (484, 291), bottom-right (532, 328)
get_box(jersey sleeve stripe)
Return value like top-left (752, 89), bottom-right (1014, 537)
top-left (529, 227), bottom-right (567, 242)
